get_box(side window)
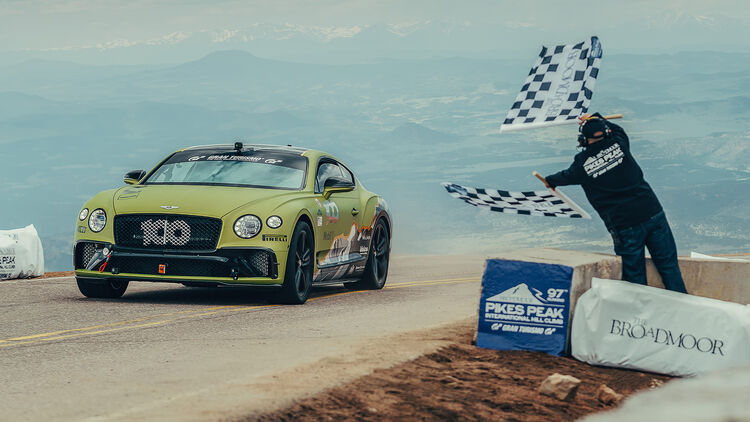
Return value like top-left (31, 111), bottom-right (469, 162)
top-left (338, 163), bottom-right (354, 185)
top-left (316, 162), bottom-right (343, 193)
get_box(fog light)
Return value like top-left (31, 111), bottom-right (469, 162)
top-left (266, 215), bottom-right (282, 229)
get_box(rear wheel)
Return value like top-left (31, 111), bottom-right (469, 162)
top-left (345, 219), bottom-right (390, 290)
top-left (76, 277), bottom-right (129, 298)
top-left (276, 221), bottom-right (314, 304)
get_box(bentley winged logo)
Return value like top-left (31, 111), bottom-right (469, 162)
top-left (160, 205), bottom-right (180, 210)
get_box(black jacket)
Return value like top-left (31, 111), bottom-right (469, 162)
top-left (545, 119), bottom-right (662, 230)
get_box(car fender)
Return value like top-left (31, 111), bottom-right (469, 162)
top-left (361, 196), bottom-right (391, 231)
top-left (74, 189), bottom-right (119, 243)
top-left (359, 196), bottom-right (391, 255)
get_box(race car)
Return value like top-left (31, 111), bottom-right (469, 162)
top-left (73, 143), bottom-right (392, 304)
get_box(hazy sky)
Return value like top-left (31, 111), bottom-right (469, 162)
top-left (2, 0), bottom-right (749, 52)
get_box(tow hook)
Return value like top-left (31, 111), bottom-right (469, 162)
top-left (98, 247), bottom-right (112, 273)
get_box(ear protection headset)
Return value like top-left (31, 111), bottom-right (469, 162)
top-left (577, 117), bottom-right (612, 148)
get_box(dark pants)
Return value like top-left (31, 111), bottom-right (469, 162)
top-left (608, 211), bottom-right (688, 293)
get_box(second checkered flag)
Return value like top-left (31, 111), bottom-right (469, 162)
top-left (442, 182), bottom-right (591, 219)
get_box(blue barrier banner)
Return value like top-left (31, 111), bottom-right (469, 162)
top-left (477, 259), bottom-right (573, 356)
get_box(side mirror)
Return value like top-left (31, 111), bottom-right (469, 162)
top-left (124, 169), bottom-right (146, 185)
top-left (322, 177), bottom-right (355, 199)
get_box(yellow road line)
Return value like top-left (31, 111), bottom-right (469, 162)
top-left (1, 304), bottom-right (244, 342)
top-left (306, 277), bottom-right (479, 301)
top-left (0, 320), bottom-right (174, 348)
top-left (389, 276), bottom-right (480, 286)
top-left (0, 304), bottom-right (279, 349)
top-left (386, 278), bottom-right (479, 289)
top-left (0, 276), bottom-right (480, 348)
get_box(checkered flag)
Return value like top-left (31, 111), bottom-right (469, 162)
top-left (442, 182), bottom-right (591, 219)
top-left (500, 36), bottom-right (603, 132)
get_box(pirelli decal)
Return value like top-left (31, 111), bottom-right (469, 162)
top-left (262, 234), bottom-right (288, 242)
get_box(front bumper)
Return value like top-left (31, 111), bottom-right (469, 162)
top-left (74, 241), bottom-right (282, 285)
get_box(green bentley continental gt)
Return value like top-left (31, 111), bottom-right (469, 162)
top-left (73, 143), bottom-right (392, 304)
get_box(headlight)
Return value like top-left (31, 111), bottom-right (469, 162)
top-left (78, 208), bottom-right (89, 221)
top-left (88, 209), bottom-right (106, 232)
top-left (234, 215), bottom-right (261, 238)
top-left (266, 215), bottom-right (282, 229)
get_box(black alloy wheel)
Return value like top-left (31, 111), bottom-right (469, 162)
top-left (346, 219), bottom-right (389, 290)
top-left (277, 221), bottom-right (314, 304)
top-left (76, 277), bottom-right (129, 298)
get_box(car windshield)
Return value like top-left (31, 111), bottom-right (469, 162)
top-left (144, 149), bottom-right (307, 190)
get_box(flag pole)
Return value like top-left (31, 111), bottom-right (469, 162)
top-left (598, 114), bottom-right (623, 120)
top-left (532, 171), bottom-right (548, 186)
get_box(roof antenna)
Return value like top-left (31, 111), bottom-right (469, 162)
top-left (234, 138), bottom-right (251, 155)
top-left (233, 138), bottom-right (252, 154)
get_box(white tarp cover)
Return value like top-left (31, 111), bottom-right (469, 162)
top-left (572, 277), bottom-right (750, 377)
top-left (0, 224), bottom-right (45, 280)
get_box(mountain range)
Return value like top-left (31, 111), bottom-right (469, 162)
top-left (1, 47), bottom-right (748, 271)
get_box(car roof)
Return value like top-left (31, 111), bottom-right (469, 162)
top-left (180, 144), bottom-right (311, 155)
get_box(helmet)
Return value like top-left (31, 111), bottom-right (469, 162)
top-left (577, 118), bottom-right (611, 148)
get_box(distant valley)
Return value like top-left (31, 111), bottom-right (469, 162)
top-left (1, 48), bottom-right (748, 270)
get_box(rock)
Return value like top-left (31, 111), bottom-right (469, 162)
top-left (648, 379), bottom-right (664, 389)
top-left (538, 373), bottom-right (582, 401)
top-left (596, 384), bottom-right (624, 405)
top-left (442, 375), bottom-right (460, 384)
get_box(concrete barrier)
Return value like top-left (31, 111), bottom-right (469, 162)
top-left (491, 248), bottom-right (750, 306)
top-left (646, 256), bottom-right (750, 304)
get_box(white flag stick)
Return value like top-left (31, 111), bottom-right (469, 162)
top-left (531, 171), bottom-right (592, 220)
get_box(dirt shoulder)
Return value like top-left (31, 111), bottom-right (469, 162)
top-left (38, 271), bottom-right (74, 279)
top-left (0, 271), bottom-right (74, 282)
top-left (250, 325), bottom-right (670, 422)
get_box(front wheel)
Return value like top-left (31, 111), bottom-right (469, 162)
top-left (276, 221), bottom-right (314, 304)
top-left (346, 219), bottom-right (390, 290)
top-left (76, 277), bottom-right (129, 298)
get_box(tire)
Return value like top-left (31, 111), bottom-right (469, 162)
top-left (76, 277), bottom-right (129, 298)
top-left (346, 219), bottom-right (390, 290)
top-left (276, 221), bottom-right (314, 304)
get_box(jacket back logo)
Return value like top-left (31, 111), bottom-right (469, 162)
top-left (583, 143), bottom-right (624, 178)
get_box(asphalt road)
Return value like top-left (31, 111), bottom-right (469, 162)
top-left (0, 255), bottom-right (486, 421)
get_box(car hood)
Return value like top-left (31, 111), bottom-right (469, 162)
top-left (112, 184), bottom-right (297, 218)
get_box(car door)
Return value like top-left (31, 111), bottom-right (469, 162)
top-left (313, 160), bottom-right (361, 272)
top-left (335, 162), bottom-right (370, 277)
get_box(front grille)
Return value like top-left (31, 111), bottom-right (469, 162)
top-left (111, 256), bottom-right (223, 277)
top-left (247, 250), bottom-right (271, 275)
top-left (114, 214), bottom-right (221, 251)
top-left (108, 249), bottom-right (276, 278)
